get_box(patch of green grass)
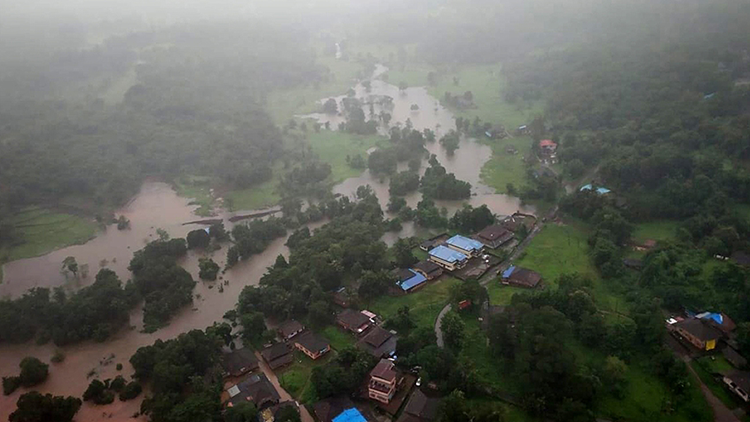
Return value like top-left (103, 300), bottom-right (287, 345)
top-left (321, 325), bottom-right (355, 351)
top-left (369, 277), bottom-right (461, 329)
top-left (174, 175), bottom-right (215, 216)
top-left (101, 67), bottom-right (137, 105)
top-left (305, 130), bottom-right (387, 184)
top-left (487, 283), bottom-right (529, 306)
top-left (278, 350), bottom-right (333, 404)
top-left (632, 220), bottom-right (681, 244)
top-left (0, 208), bottom-right (99, 273)
top-left (459, 313), bottom-right (520, 396)
top-left (224, 162), bottom-right (286, 211)
top-left (266, 56), bottom-right (365, 123)
top-left (480, 136), bottom-right (532, 194)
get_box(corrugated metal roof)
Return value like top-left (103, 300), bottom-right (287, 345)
top-left (446, 235), bottom-right (484, 252)
top-left (580, 184), bottom-right (611, 194)
top-left (398, 269), bottom-right (427, 291)
top-left (501, 265), bottom-right (515, 279)
top-left (429, 245), bottom-right (468, 263)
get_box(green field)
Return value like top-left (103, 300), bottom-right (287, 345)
top-left (174, 175), bottom-right (215, 216)
top-left (487, 283), bottom-right (529, 306)
top-left (278, 350), bottom-right (334, 404)
top-left (632, 220), bottom-right (680, 244)
top-left (480, 136), bottom-right (532, 194)
top-left (223, 162), bottom-right (286, 211)
top-left (305, 130), bottom-right (387, 184)
top-left (0, 207), bottom-right (99, 283)
top-left (369, 277), bottom-right (461, 329)
top-left (321, 325), bottom-right (356, 351)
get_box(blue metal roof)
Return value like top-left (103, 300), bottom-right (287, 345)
top-left (580, 184), bottom-right (611, 194)
top-left (501, 265), bottom-right (516, 279)
top-left (446, 235), bottom-right (484, 253)
top-left (398, 269), bottom-right (427, 291)
top-left (429, 245), bottom-right (468, 263)
top-left (698, 312), bottom-right (724, 325)
top-left (333, 409), bottom-right (367, 422)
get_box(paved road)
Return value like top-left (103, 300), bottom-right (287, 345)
top-left (434, 207), bottom-right (554, 347)
top-left (255, 351), bottom-right (315, 422)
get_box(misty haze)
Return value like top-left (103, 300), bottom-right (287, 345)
top-left (1, 1), bottom-right (750, 422)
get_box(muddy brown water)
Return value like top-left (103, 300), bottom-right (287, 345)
top-left (1, 65), bottom-right (533, 420)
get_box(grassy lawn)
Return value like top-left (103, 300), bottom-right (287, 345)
top-left (479, 136), bottom-right (532, 194)
top-left (321, 325), bottom-right (355, 351)
top-left (266, 56), bottom-right (365, 123)
top-left (487, 283), bottom-right (529, 306)
top-left (0, 207), bottom-right (99, 282)
top-left (369, 277), bottom-right (461, 329)
top-left (223, 162), bottom-right (286, 211)
top-left (632, 220), bottom-right (681, 244)
top-left (174, 175), bottom-right (215, 216)
top-left (515, 221), bottom-right (623, 313)
top-left (459, 313), bottom-right (521, 396)
top-left (278, 350), bottom-right (334, 404)
top-left (305, 130), bottom-right (388, 184)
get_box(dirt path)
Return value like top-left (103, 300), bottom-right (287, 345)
top-left (254, 351), bottom-right (315, 422)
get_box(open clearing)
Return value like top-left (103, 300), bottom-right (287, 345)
top-left (369, 277), bottom-right (460, 329)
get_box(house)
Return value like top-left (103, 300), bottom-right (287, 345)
top-left (501, 266), bottom-right (543, 288)
top-left (475, 225), bottom-right (514, 249)
top-left (259, 401), bottom-right (300, 422)
top-left (420, 238), bottom-right (440, 252)
top-left (412, 260), bottom-right (443, 280)
top-left (445, 234), bottom-right (484, 257)
top-left (428, 245), bottom-right (469, 271)
top-left (458, 300), bottom-right (472, 310)
top-left (517, 125), bottom-right (529, 135)
top-left (501, 213), bottom-right (536, 233)
top-left (221, 348), bottom-right (259, 378)
top-left (313, 397), bottom-right (361, 422)
top-left (356, 326), bottom-right (398, 358)
top-left (277, 320), bottom-right (305, 341)
top-left (580, 184), bottom-right (611, 195)
top-left (539, 139), bottom-right (557, 155)
top-left (332, 408), bottom-right (368, 422)
top-left (396, 389), bottom-right (440, 422)
top-left (671, 318), bottom-right (723, 351)
top-left (226, 373), bottom-right (280, 409)
top-left (336, 309), bottom-right (372, 334)
top-left (332, 288), bottom-right (352, 308)
top-left (395, 268), bottom-right (428, 293)
top-left (261, 342), bottom-right (294, 370)
top-left (697, 312), bottom-right (736, 335)
top-left (294, 331), bottom-right (331, 360)
top-left (723, 371), bottom-right (750, 402)
top-left (368, 359), bottom-right (401, 404)
top-left (723, 346), bottom-right (748, 369)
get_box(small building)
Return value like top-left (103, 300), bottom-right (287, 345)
top-left (723, 346), bottom-right (748, 369)
top-left (445, 235), bottom-right (485, 257)
top-left (261, 342), bottom-right (294, 370)
top-left (396, 389), bottom-right (440, 422)
top-left (294, 331), bottom-right (331, 360)
top-left (336, 309), bottom-right (372, 334)
top-left (501, 213), bottom-right (536, 233)
top-left (333, 408), bottom-right (368, 422)
top-left (539, 139), bottom-right (557, 155)
top-left (723, 371), bottom-right (750, 402)
top-left (428, 245), bottom-right (469, 271)
top-left (671, 318), bottom-right (723, 351)
top-left (313, 397), bottom-right (361, 422)
top-left (412, 260), bottom-right (443, 281)
top-left (517, 125), bottom-right (529, 135)
top-left (419, 239), bottom-right (440, 252)
top-left (356, 326), bottom-right (398, 359)
top-left (259, 401), bottom-right (300, 422)
top-left (221, 348), bottom-right (259, 378)
top-left (475, 225), bottom-right (514, 249)
top-left (332, 288), bottom-right (352, 308)
top-left (226, 373), bottom-right (280, 409)
top-left (580, 184), bottom-right (611, 195)
top-left (501, 266), bottom-right (543, 289)
top-left (368, 359), bottom-right (401, 404)
top-left (277, 320), bottom-right (305, 342)
top-left (395, 268), bottom-right (428, 293)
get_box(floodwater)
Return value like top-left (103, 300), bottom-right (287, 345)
top-left (0, 65), bottom-right (533, 420)
top-left (0, 183), bottom-right (323, 421)
top-left (302, 64), bottom-right (534, 240)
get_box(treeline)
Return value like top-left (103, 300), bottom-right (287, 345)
top-left (0, 269), bottom-right (138, 345)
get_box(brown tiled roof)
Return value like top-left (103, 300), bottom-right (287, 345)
top-left (357, 326), bottom-right (398, 358)
top-left (403, 390), bottom-right (440, 421)
top-left (507, 268), bottom-right (542, 288)
top-left (278, 320), bottom-right (304, 338)
top-left (261, 342), bottom-right (292, 369)
top-left (476, 225), bottom-right (512, 241)
top-left (370, 359), bottom-right (397, 382)
top-left (295, 332), bottom-right (329, 354)
top-left (336, 309), bottom-right (371, 331)
top-left (313, 397), bottom-right (356, 422)
top-left (222, 348), bottom-right (259, 376)
top-left (413, 261), bottom-right (441, 276)
top-left (674, 318), bottom-right (723, 342)
top-left (363, 327), bottom-right (392, 348)
top-left (228, 373), bottom-right (280, 408)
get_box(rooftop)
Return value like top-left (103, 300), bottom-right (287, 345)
top-left (227, 373), bottom-right (280, 408)
top-left (539, 139), bottom-right (557, 148)
top-left (397, 269), bottom-right (427, 291)
top-left (476, 225), bottom-right (512, 241)
top-left (429, 245), bottom-right (468, 264)
top-left (412, 260), bottom-right (442, 275)
top-left (261, 342), bottom-right (292, 363)
top-left (727, 371), bottom-right (750, 393)
top-left (336, 309), bottom-right (372, 332)
top-left (674, 318), bottom-right (723, 342)
top-left (402, 389), bottom-right (440, 421)
top-left (503, 266), bottom-right (542, 287)
top-left (295, 331), bottom-right (330, 354)
top-left (370, 359), bottom-right (398, 382)
top-left (580, 184), bottom-right (611, 195)
top-left (333, 408), bottom-right (368, 422)
top-left (445, 235), bottom-right (484, 252)
top-left (278, 320), bottom-right (304, 338)
top-left (313, 397), bottom-right (356, 422)
top-left (221, 348), bottom-right (259, 376)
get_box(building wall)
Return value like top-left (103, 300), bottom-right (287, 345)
top-left (675, 327), bottom-right (714, 350)
top-left (723, 377), bottom-right (750, 402)
top-left (295, 343), bottom-right (330, 360)
top-left (429, 256), bottom-right (464, 271)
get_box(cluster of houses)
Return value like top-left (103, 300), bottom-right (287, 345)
top-left (667, 311), bottom-right (750, 404)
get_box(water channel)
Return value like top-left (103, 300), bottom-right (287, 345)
top-left (0, 64), bottom-right (533, 421)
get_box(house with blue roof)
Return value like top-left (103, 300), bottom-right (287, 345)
top-left (428, 245), bottom-right (469, 271)
top-left (445, 234), bottom-right (485, 257)
top-left (580, 184), bottom-right (611, 195)
top-left (395, 268), bottom-right (428, 293)
top-left (333, 408), bottom-right (367, 422)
